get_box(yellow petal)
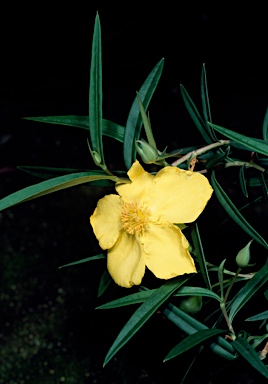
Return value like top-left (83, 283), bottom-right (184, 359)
top-left (142, 223), bottom-right (196, 279)
top-left (149, 167), bottom-right (213, 223)
top-left (127, 160), bottom-right (146, 181)
top-left (116, 160), bottom-right (154, 203)
top-left (90, 194), bottom-right (122, 250)
top-left (108, 231), bottom-right (145, 288)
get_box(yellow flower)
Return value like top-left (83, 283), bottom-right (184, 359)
top-left (90, 160), bottom-right (213, 288)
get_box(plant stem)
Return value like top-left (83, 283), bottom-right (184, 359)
top-left (225, 161), bottom-right (265, 172)
top-left (171, 140), bottom-right (230, 167)
top-left (223, 267), bottom-right (241, 304)
top-left (220, 302), bottom-right (235, 334)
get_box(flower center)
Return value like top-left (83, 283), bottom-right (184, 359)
top-left (121, 201), bottom-right (150, 235)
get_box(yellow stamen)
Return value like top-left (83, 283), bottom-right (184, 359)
top-left (121, 201), bottom-right (150, 235)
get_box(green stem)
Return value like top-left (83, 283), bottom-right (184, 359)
top-left (223, 267), bottom-right (241, 304)
top-left (171, 140), bottom-right (230, 167)
top-left (225, 161), bottom-right (265, 172)
top-left (207, 263), bottom-right (255, 279)
top-left (220, 302), bottom-right (235, 334)
top-left (218, 267), bottom-right (241, 335)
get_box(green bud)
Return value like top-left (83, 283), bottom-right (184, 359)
top-left (179, 296), bottom-right (203, 314)
top-left (92, 151), bottom-right (102, 166)
top-left (135, 139), bottom-right (159, 164)
top-left (235, 240), bottom-right (253, 268)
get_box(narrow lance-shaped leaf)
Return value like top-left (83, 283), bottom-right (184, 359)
top-left (136, 93), bottom-right (157, 149)
top-left (211, 171), bottom-right (268, 249)
top-left (163, 303), bottom-right (236, 359)
top-left (218, 259), bottom-right (226, 301)
top-left (246, 310), bottom-right (268, 321)
top-left (17, 166), bottom-right (127, 187)
top-left (164, 329), bottom-right (226, 362)
top-left (24, 116), bottom-right (125, 143)
top-left (89, 13), bottom-right (104, 165)
top-left (232, 337), bottom-right (268, 379)
top-left (97, 285), bottom-right (222, 310)
top-left (174, 286), bottom-right (221, 302)
top-left (124, 58), bottom-right (164, 170)
top-left (262, 106), bottom-right (268, 141)
top-left (18, 166), bottom-right (89, 179)
top-left (255, 154), bottom-right (268, 206)
top-left (191, 222), bottom-right (212, 290)
top-left (209, 122), bottom-right (268, 157)
top-left (59, 254), bottom-right (106, 269)
top-left (200, 64), bottom-right (218, 142)
top-left (98, 269), bottom-right (112, 297)
top-left (96, 290), bottom-right (154, 309)
top-left (259, 171), bottom-right (268, 206)
top-left (103, 277), bottom-right (187, 366)
top-left (239, 166), bottom-right (249, 198)
top-left (229, 263), bottom-right (268, 323)
top-left (0, 173), bottom-right (117, 211)
top-left (180, 84), bottom-right (214, 144)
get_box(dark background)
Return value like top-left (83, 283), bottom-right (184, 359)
top-left (0, 3), bottom-right (268, 383)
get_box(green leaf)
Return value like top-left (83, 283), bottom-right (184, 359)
top-left (97, 285), bottom-right (221, 309)
top-left (163, 303), bottom-right (201, 336)
top-left (17, 166), bottom-right (127, 187)
top-left (239, 166), bottom-right (249, 198)
top-left (257, 157), bottom-right (268, 167)
top-left (201, 64), bottom-right (212, 123)
top-left (98, 269), bottom-right (112, 297)
top-left (209, 122), bottom-right (268, 157)
top-left (163, 303), bottom-right (236, 360)
top-left (218, 259), bottom-right (226, 301)
top-left (89, 13), bottom-right (104, 164)
top-left (164, 329), bottom-right (226, 362)
top-left (165, 302), bottom-right (208, 332)
top-left (18, 166), bottom-right (88, 179)
top-left (174, 286), bottom-right (221, 302)
top-left (190, 222), bottom-right (211, 290)
top-left (136, 93), bottom-right (157, 149)
top-left (96, 290), bottom-right (154, 309)
top-left (246, 310), bottom-right (268, 321)
top-left (205, 149), bottom-right (229, 169)
top-left (59, 254), bottom-right (106, 269)
top-left (229, 263), bottom-right (268, 322)
top-left (255, 154), bottom-right (268, 205)
top-left (232, 337), bottom-right (268, 379)
top-left (0, 172), bottom-right (117, 211)
top-left (180, 84), bottom-right (213, 144)
top-left (23, 116), bottom-right (125, 142)
top-left (211, 171), bottom-right (268, 249)
top-left (103, 277), bottom-right (186, 366)
top-left (200, 64), bottom-right (218, 142)
top-left (262, 107), bottom-right (268, 141)
top-left (123, 58), bottom-right (164, 170)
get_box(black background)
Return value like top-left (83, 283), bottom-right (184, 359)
top-left (1, 3), bottom-right (268, 166)
top-left (1, 3), bottom-right (268, 383)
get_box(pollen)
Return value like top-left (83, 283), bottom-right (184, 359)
top-left (121, 201), bottom-right (150, 235)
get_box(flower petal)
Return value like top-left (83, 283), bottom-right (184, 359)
top-left (142, 223), bottom-right (196, 279)
top-left (90, 194), bottom-right (122, 250)
top-left (116, 160), bottom-right (154, 203)
top-left (108, 231), bottom-right (145, 288)
top-left (149, 167), bottom-right (213, 223)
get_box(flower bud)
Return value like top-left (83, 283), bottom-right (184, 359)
top-left (92, 151), bottom-right (102, 166)
top-left (235, 240), bottom-right (253, 268)
top-left (179, 296), bottom-right (203, 314)
top-left (135, 139), bottom-right (159, 164)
